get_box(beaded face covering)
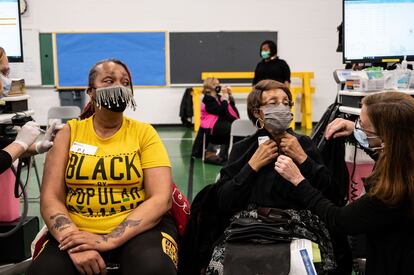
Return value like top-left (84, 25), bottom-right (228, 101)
top-left (94, 85), bottom-right (137, 111)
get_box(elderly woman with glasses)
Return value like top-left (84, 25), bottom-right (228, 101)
top-left (179, 80), bottom-right (346, 275)
top-left (216, 79), bottom-right (335, 217)
top-left (276, 91), bottom-right (414, 275)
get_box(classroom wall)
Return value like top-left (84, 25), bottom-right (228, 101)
top-left (15, 0), bottom-right (343, 125)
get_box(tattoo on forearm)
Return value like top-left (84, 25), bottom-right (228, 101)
top-left (50, 213), bottom-right (73, 232)
top-left (102, 218), bottom-right (142, 242)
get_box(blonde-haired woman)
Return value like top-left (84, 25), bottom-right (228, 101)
top-left (276, 91), bottom-right (414, 275)
top-left (200, 77), bottom-right (239, 147)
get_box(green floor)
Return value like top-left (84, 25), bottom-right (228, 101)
top-left (19, 125), bottom-right (312, 227)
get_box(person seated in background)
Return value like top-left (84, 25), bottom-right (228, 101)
top-left (201, 77), bottom-right (239, 145)
top-left (200, 77), bottom-right (239, 161)
top-left (27, 59), bottom-right (178, 275)
top-left (216, 79), bottom-right (334, 214)
top-left (276, 91), bottom-right (414, 275)
top-left (252, 40), bottom-right (291, 86)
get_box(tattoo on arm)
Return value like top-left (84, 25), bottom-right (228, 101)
top-left (102, 218), bottom-right (142, 242)
top-left (50, 213), bottom-right (73, 232)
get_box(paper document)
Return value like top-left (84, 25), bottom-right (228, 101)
top-left (289, 239), bottom-right (318, 275)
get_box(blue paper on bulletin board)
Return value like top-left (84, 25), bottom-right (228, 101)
top-left (55, 32), bottom-right (167, 88)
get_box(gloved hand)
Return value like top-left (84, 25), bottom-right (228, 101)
top-left (13, 121), bottom-right (41, 151)
top-left (35, 119), bottom-right (64, 154)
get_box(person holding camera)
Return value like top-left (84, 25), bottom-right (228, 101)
top-left (200, 77), bottom-right (239, 147)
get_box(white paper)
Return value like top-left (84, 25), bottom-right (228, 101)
top-left (70, 142), bottom-right (98, 155)
top-left (258, 136), bottom-right (269, 145)
top-left (289, 239), bottom-right (317, 275)
top-left (8, 29), bottom-right (42, 86)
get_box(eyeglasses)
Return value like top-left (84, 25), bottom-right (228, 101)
top-left (354, 117), bottom-right (379, 138)
top-left (262, 100), bottom-right (293, 108)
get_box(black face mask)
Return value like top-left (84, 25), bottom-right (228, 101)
top-left (94, 85), bottom-right (136, 113)
top-left (100, 99), bottom-right (127, 113)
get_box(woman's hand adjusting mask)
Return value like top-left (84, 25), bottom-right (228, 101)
top-left (248, 139), bottom-right (279, 172)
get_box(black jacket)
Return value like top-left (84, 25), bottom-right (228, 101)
top-left (293, 180), bottom-right (414, 275)
top-left (253, 57), bottom-right (291, 85)
top-left (217, 128), bottom-right (334, 215)
top-left (0, 149), bottom-right (12, 174)
top-left (179, 88), bottom-right (193, 120)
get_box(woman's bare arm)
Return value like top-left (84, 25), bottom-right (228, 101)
top-left (40, 125), bottom-right (79, 241)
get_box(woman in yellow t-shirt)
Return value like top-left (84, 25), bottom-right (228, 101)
top-left (28, 59), bottom-right (178, 275)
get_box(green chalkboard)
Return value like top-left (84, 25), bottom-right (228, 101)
top-left (39, 33), bottom-right (54, 85)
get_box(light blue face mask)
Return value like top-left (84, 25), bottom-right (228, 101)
top-left (1, 74), bottom-right (11, 97)
top-left (261, 50), bottom-right (271, 59)
top-left (353, 128), bottom-right (370, 149)
top-left (353, 122), bottom-right (383, 151)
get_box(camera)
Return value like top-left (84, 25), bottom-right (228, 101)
top-left (0, 113), bottom-right (33, 149)
top-left (11, 114), bottom-right (33, 127)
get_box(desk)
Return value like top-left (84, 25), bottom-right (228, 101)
top-left (0, 95), bottom-right (31, 115)
top-left (1, 95), bottom-right (30, 102)
top-left (338, 89), bottom-right (414, 115)
top-left (338, 106), bottom-right (361, 116)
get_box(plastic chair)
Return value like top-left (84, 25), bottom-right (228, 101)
top-left (47, 106), bottom-right (81, 123)
top-left (228, 119), bottom-right (257, 156)
top-left (202, 128), bottom-right (209, 162)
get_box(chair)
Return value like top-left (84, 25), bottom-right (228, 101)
top-left (201, 128), bottom-right (209, 162)
top-left (30, 106), bottom-right (81, 199)
top-left (228, 119), bottom-right (257, 156)
top-left (47, 106), bottom-right (82, 124)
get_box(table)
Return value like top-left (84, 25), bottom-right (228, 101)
top-left (0, 110), bottom-right (35, 124)
top-left (338, 89), bottom-right (414, 115)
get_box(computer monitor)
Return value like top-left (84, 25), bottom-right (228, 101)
top-left (0, 0), bottom-right (23, 62)
top-left (343, 0), bottom-right (414, 64)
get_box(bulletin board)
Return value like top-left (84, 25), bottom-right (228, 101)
top-left (53, 32), bottom-right (168, 89)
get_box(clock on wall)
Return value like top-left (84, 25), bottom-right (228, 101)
top-left (19, 0), bottom-right (27, 15)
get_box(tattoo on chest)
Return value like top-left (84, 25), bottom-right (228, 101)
top-left (50, 213), bottom-right (73, 232)
top-left (102, 218), bottom-right (142, 241)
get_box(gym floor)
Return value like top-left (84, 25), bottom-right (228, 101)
top-left (21, 125), bottom-right (312, 228)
